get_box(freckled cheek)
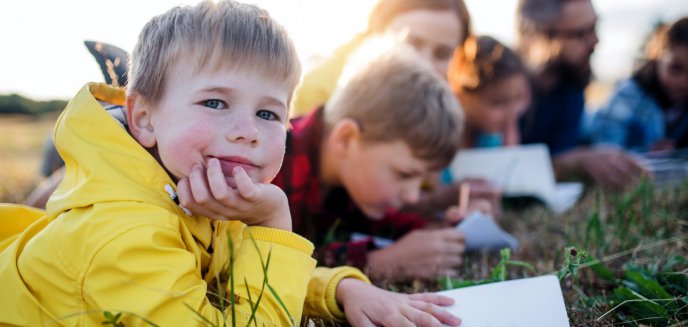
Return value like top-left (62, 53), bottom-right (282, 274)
top-left (261, 126), bottom-right (286, 148)
top-left (261, 128), bottom-right (287, 179)
top-left (162, 125), bottom-right (215, 174)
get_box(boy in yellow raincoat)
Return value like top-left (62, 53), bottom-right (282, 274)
top-left (0, 1), bottom-right (461, 326)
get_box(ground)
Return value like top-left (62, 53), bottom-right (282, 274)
top-left (0, 113), bottom-right (58, 203)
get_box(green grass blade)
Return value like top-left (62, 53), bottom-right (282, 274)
top-left (183, 303), bottom-right (218, 327)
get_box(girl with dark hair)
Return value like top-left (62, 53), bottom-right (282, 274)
top-left (591, 17), bottom-right (688, 152)
top-left (448, 35), bottom-right (532, 148)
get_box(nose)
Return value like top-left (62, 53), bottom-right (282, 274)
top-left (226, 114), bottom-right (259, 146)
top-left (415, 46), bottom-right (434, 68)
top-left (400, 182), bottom-right (421, 205)
top-left (587, 30), bottom-right (599, 49)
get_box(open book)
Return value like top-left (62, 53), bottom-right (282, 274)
top-left (448, 144), bottom-right (583, 214)
top-left (438, 275), bottom-right (570, 326)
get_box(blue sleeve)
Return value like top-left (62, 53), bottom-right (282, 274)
top-left (589, 80), bottom-right (664, 152)
top-left (590, 89), bottom-right (635, 147)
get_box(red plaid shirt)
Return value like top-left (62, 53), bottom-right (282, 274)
top-left (273, 107), bottom-right (429, 270)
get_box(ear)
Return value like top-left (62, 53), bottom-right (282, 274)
top-left (327, 118), bottom-right (362, 157)
top-left (126, 93), bottom-right (157, 148)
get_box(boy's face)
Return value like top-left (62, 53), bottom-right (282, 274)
top-left (132, 61), bottom-right (290, 187)
top-left (339, 139), bottom-right (430, 220)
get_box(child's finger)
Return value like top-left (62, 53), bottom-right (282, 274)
top-left (468, 199), bottom-right (493, 216)
top-left (408, 300), bottom-right (460, 326)
top-left (178, 179), bottom-right (223, 218)
top-left (188, 163), bottom-right (213, 205)
top-left (438, 228), bottom-right (466, 242)
top-left (206, 158), bottom-right (236, 203)
top-left (233, 167), bottom-right (259, 201)
top-left (188, 163), bottom-right (237, 216)
top-left (400, 305), bottom-right (441, 327)
top-left (176, 177), bottom-right (192, 206)
top-left (408, 293), bottom-right (455, 306)
top-left (383, 309), bottom-right (417, 327)
top-left (440, 254), bottom-right (463, 268)
top-left (442, 242), bottom-right (466, 256)
top-left (443, 206), bottom-right (466, 225)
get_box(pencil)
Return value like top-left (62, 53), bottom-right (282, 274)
top-left (458, 182), bottom-right (470, 215)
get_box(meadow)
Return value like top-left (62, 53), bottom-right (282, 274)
top-left (0, 113), bottom-right (59, 203)
top-left (1, 114), bottom-right (686, 326)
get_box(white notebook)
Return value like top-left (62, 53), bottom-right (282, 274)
top-left (448, 144), bottom-right (583, 214)
top-left (438, 275), bottom-right (570, 327)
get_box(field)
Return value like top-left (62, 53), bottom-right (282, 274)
top-left (0, 113), bottom-right (59, 203)
top-left (1, 114), bottom-right (686, 326)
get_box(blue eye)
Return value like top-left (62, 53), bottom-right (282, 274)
top-left (257, 110), bottom-right (279, 121)
top-left (202, 99), bottom-right (226, 110)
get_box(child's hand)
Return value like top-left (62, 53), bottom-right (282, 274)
top-left (336, 278), bottom-right (461, 327)
top-left (457, 178), bottom-right (502, 219)
top-left (650, 138), bottom-right (675, 152)
top-left (557, 147), bottom-right (648, 191)
top-left (367, 228), bottom-right (465, 281)
top-left (443, 199), bottom-right (493, 225)
top-left (176, 159), bottom-right (291, 231)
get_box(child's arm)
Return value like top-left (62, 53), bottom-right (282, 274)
top-left (176, 158), bottom-right (291, 230)
top-left (304, 267), bottom-right (461, 326)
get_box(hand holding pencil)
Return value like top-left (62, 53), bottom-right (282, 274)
top-left (444, 181), bottom-right (496, 224)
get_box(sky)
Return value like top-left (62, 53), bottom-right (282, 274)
top-left (0, 0), bottom-right (686, 100)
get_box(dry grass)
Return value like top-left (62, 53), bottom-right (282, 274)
top-left (0, 113), bottom-right (59, 203)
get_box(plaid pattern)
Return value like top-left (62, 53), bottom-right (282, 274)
top-left (273, 107), bottom-right (429, 270)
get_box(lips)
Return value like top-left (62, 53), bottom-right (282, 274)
top-left (213, 156), bottom-right (259, 176)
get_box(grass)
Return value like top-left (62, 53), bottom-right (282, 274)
top-left (2, 114), bottom-right (686, 326)
top-left (0, 113), bottom-right (59, 203)
top-left (495, 181), bottom-right (687, 326)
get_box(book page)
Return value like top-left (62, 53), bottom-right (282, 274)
top-left (449, 144), bottom-right (556, 198)
top-left (438, 275), bottom-right (570, 327)
top-left (449, 144), bottom-right (583, 213)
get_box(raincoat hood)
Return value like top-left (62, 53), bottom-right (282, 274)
top-left (48, 83), bottom-right (181, 221)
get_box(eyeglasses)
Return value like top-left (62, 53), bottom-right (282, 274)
top-left (547, 22), bottom-right (597, 41)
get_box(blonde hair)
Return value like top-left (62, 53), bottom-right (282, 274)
top-left (127, 0), bottom-right (301, 109)
top-left (326, 42), bottom-right (464, 170)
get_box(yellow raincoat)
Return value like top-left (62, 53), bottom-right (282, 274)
top-left (0, 84), bottom-right (368, 326)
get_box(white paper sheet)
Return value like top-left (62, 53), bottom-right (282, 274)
top-left (438, 275), bottom-right (570, 327)
top-left (448, 144), bottom-right (583, 214)
top-left (456, 211), bottom-right (519, 251)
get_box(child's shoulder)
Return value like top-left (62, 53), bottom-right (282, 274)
top-left (49, 202), bottom-right (187, 252)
